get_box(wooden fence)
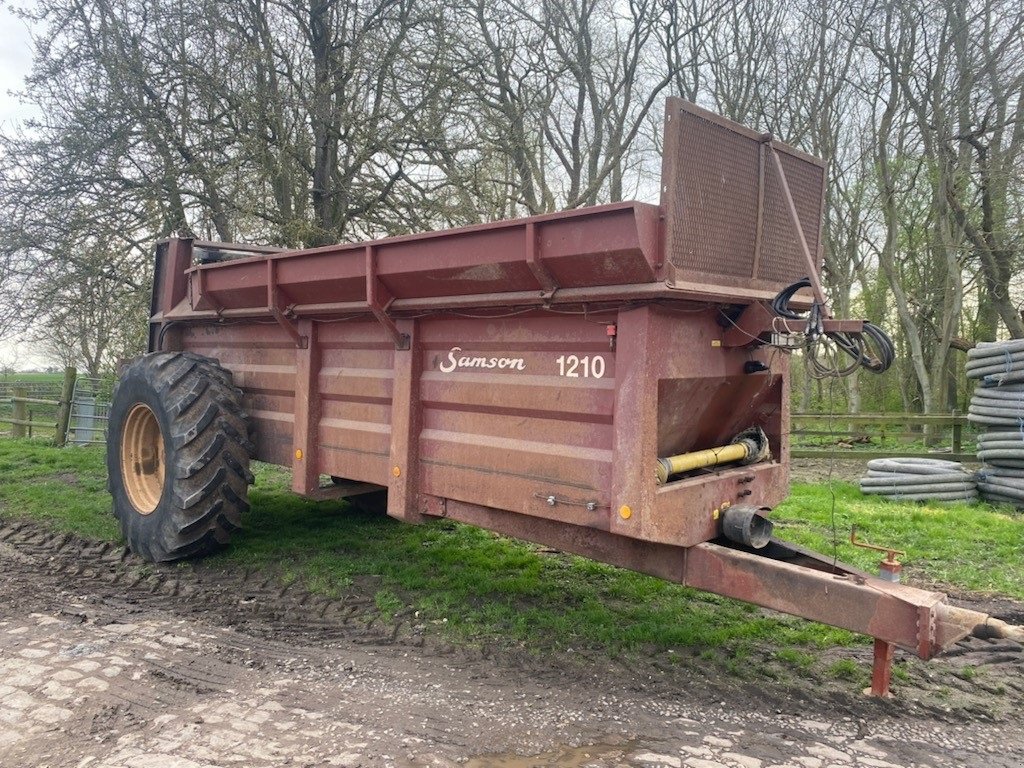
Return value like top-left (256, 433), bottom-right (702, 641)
top-left (0, 368), bottom-right (78, 446)
top-left (792, 412), bottom-right (974, 463)
top-left (0, 386), bottom-right (980, 460)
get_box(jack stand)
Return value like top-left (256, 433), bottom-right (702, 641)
top-left (850, 526), bottom-right (906, 582)
top-left (867, 638), bottom-right (894, 698)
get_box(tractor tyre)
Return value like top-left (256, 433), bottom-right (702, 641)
top-left (107, 352), bottom-right (255, 562)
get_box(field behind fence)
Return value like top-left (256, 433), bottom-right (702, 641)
top-left (792, 412), bottom-right (976, 463)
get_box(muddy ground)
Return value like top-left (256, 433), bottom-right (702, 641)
top-left (1, 515), bottom-right (1023, 768)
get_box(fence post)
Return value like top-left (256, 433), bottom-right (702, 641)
top-left (951, 410), bottom-right (962, 455)
top-left (54, 366), bottom-right (77, 447)
top-left (12, 386), bottom-right (27, 438)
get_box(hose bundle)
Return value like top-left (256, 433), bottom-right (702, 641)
top-left (967, 340), bottom-right (1024, 508)
top-left (772, 278), bottom-right (895, 376)
top-left (859, 457), bottom-right (978, 503)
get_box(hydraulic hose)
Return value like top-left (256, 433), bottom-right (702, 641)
top-left (770, 278), bottom-right (895, 375)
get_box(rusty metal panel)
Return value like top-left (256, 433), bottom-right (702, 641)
top-left (177, 298), bottom-right (790, 550)
top-left (316, 320), bottom-right (396, 487)
top-left (661, 107), bottom-right (761, 279)
top-left (610, 306), bottom-right (788, 545)
top-left (660, 98), bottom-right (825, 292)
top-left (188, 203), bottom-right (661, 313)
top-left (416, 313), bottom-right (617, 524)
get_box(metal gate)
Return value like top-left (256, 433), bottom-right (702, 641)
top-left (68, 376), bottom-right (111, 446)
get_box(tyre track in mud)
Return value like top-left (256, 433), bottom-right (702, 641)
top-left (2, 515), bottom-right (1024, 768)
top-left (0, 518), bottom-right (469, 768)
top-left (0, 517), bottom-right (402, 652)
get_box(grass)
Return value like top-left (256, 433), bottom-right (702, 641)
top-left (0, 439), bottom-right (120, 539)
top-left (0, 437), bottom-right (1021, 672)
top-left (826, 658), bottom-right (866, 685)
top-left (772, 482), bottom-right (1024, 597)
top-left (227, 461), bottom-right (856, 658)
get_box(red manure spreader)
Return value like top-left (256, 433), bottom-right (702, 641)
top-left (108, 99), bottom-right (1019, 695)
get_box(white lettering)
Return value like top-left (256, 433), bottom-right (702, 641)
top-left (437, 346), bottom-right (526, 373)
top-left (439, 347), bottom-right (461, 373)
top-left (557, 354), bottom-right (606, 378)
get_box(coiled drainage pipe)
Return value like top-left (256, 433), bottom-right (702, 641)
top-left (859, 458), bottom-right (977, 503)
top-left (967, 340), bottom-right (1024, 508)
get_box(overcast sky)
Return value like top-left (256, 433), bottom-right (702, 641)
top-left (0, 1), bottom-right (47, 369)
top-left (0, 2), bottom-right (36, 129)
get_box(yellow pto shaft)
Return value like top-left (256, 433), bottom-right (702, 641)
top-left (656, 426), bottom-right (771, 485)
top-left (656, 442), bottom-right (750, 484)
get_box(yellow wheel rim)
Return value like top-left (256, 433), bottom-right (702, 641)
top-left (120, 403), bottom-right (165, 515)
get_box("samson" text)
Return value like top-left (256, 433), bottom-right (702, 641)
top-left (438, 346), bottom-right (526, 373)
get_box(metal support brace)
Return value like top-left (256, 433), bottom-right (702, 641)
top-left (266, 259), bottom-right (308, 349)
top-left (762, 136), bottom-right (831, 317)
top-left (193, 267), bottom-right (224, 315)
top-left (751, 142), bottom-right (767, 279)
top-left (524, 221), bottom-right (558, 297)
top-left (366, 245), bottom-right (410, 350)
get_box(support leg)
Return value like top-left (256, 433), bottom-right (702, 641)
top-left (868, 638), bottom-right (894, 698)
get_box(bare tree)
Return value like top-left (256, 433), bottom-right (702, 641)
top-left (2, 0), bottom-right (1022, 409)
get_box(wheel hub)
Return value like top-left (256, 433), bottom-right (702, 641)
top-left (121, 403), bottom-right (165, 514)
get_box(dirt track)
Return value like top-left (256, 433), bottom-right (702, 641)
top-left (1, 517), bottom-right (1023, 768)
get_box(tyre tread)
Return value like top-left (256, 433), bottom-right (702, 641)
top-left (108, 351), bottom-right (254, 562)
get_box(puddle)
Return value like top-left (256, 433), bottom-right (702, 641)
top-left (464, 740), bottom-right (635, 767)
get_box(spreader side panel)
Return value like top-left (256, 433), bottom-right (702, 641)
top-left (415, 314), bottom-right (617, 529)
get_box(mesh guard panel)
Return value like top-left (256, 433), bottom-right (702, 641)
top-left (660, 99), bottom-right (825, 294)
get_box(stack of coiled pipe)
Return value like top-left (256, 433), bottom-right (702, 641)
top-left (967, 339), bottom-right (1024, 508)
top-left (859, 458), bottom-right (978, 503)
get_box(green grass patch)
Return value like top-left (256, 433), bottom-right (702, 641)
top-left (223, 462), bottom-right (856, 659)
top-left (776, 482), bottom-right (1024, 598)
top-left (775, 648), bottom-right (815, 670)
top-left (955, 665), bottom-right (976, 681)
top-left (0, 439), bottom-right (119, 539)
top-left (892, 663), bottom-right (911, 683)
top-left (826, 657), bottom-right (867, 685)
top-left (1, 438), bottom-right (1021, 669)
